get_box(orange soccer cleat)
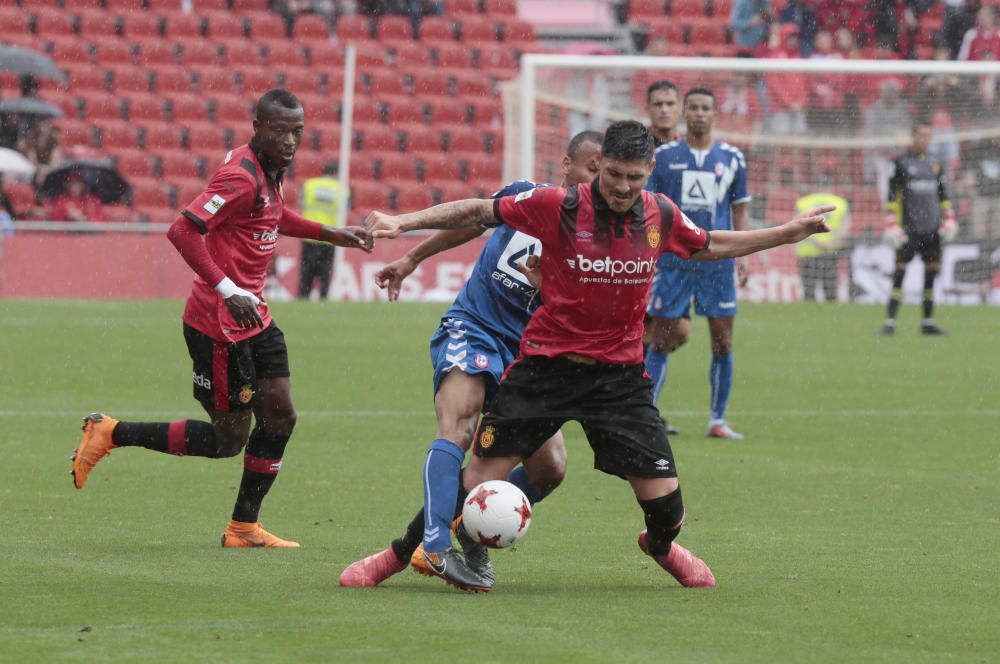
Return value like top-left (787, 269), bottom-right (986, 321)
top-left (339, 547), bottom-right (408, 587)
top-left (221, 520), bottom-right (301, 548)
top-left (71, 413), bottom-right (119, 490)
top-left (638, 530), bottom-right (716, 588)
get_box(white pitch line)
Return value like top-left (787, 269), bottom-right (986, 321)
top-left (0, 409), bottom-right (998, 418)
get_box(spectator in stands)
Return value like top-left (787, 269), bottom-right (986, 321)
top-left (731, 0), bottom-right (771, 55)
top-left (915, 47), bottom-right (981, 123)
top-left (48, 173), bottom-right (105, 223)
top-left (17, 119), bottom-right (62, 187)
top-left (866, 0), bottom-right (903, 53)
top-left (958, 6), bottom-right (999, 106)
top-left (863, 79), bottom-right (911, 199)
top-left (816, 0), bottom-right (867, 43)
top-left (0, 174), bottom-right (17, 233)
top-left (807, 30), bottom-right (845, 132)
top-left (943, 0), bottom-right (981, 58)
top-left (357, 0), bottom-right (442, 32)
top-left (719, 72), bottom-right (761, 133)
top-left (778, 0), bottom-right (818, 55)
top-left (271, 0), bottom-right (335, 33)
top-left (0, 113), bottom-right (18, 150)
top-left (762, 23), bottom-right (808, 135)
top-left (835, 26), bottom-right (861, 58)
top-left (970, 135), bottom-right (1000, 237)
top-left (952, 166), bottom-right (977, 236)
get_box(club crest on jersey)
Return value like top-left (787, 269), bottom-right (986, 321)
top-left (514, 188), bottom-right (535, 203)
top-left (203, 194), bottom-right (226, 216)
top-left (479, 425), bottom-right (496, 449)
top-left (715, 162), bottom-right (725, 177)
top-left (473, 353), bottom-right (489, 369)
top-left (239, 385), bottom-right (253, 404)
top-left (647, 225), bottom-right (661, 249)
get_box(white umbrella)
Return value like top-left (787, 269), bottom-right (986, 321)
top-left (0, 147), bottom-right (36, 176)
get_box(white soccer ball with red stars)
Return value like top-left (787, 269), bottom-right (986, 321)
top-left (462, 480), bottom-right (532, 549)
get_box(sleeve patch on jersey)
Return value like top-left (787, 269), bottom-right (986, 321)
top-left (514, 188), bottom-right (535, 202)
top-left (203, 194), bottom-right (226, 216)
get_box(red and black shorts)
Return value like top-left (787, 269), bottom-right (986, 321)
top-left (473, 355), bottom-right (678, 480)
top-left (183, 322), bottom-right (290, 412)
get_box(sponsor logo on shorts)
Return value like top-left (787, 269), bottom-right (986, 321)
top-left (479, 426), bottom-right (496, 449)
top-left (239, 385), bottom-right (253, 404)
top-left (669, 163), bottom-right (688, 170)
top-left (655, 458), bottom-right (671, 470)
top-left (193, 372), bottom-right (212, 389)
top-left (514, 188), bottom-right (535, 203)
top-left (647, 225), bottom-right (661, 249)
top-left (473, 353), bottom-right (489, 369)
top-left (719, 301), bottom-right (736, 309)
top-left (203, 194), bottom-right (226, 216)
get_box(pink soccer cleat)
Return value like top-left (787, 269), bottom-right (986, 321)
top-left (707, 421), bottom-right (744, 441)
top-left (637, 530), bottom-right (716, 588)
top-left (339, 547), bottom-right (408, 587)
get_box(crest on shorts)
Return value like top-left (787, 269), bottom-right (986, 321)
top-left (473, 353), bottom-right (489, 369)
top-left (479, 426), bottom-right (496, 449)
top-left (239, 385), bottom-right (253, 404)
top-left (647, 225), bottom-right (661, 249)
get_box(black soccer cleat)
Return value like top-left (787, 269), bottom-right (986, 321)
top-left (454, 518), bottom-right (495, 585)
top-left (661, 417), bottom-right (680, 435)
top-left (411, 546), bottom-right (493, 593)
top-left (877, 324), bottom-right (896, 336)
top-left (921, 323), bottom-right (948, 336)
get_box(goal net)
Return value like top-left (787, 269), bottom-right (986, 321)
top-left (502, 55), bottom-right (1000, 305)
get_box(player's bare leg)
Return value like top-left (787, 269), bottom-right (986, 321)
top-left (706, 316), bottom-right (742, 440)
top-left (629, 476), bottom-right (715, 588)
top-left (644, 316), bottom-right (689, 435)
top-left (223, 377), bottom-right (300, 548)
top-left (520, 432), bottom-right (568, 496)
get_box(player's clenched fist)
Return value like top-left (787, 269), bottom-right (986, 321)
top-left (374, 255), bottom-right (418, 301)
top-left (363, 210), bottom-right (402, 239)
top-left (327, 226), bottom-right (374, 252)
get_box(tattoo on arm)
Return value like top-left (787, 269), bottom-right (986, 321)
top-left (401, 199), bottom-right (494, 232)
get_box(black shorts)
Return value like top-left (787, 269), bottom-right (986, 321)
top-left (898, 232), bottom-right (941, 265)
top-left (474, 355), bottom-right (677, 479)
top-left (183, 322), bottom-right (290, 412)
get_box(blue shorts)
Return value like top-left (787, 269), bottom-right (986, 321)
top-left (647, 259), bottom-right (738, 319)
top-left (429, 316), bottom-right (520, 412)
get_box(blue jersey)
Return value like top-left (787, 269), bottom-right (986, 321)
top-left (647, 138), bottom-right (750, 250)
top-left (443, 180), bottom-right (550, 345)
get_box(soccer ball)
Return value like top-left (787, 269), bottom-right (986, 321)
top-left (461, 480), bottom-right (532, 549)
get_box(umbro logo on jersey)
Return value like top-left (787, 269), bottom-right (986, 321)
top-left (576, 230), bottom-right (593, 241)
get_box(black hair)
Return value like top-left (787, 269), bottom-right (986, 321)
top-left (566, 130), bottom-right (604, 158)
top-left (255, 88), bottom-right (303, 119)
top-left (684, 87), bottom-right (716, 105)
top-left (602, 120), bottom-right (654, 162)
top-left (646, 80), bottom-right (680, 104)
top-left (323, 161), bottom-right (339, 176)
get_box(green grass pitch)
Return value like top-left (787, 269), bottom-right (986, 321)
top-left (1, 299), bottom-right (997, 663)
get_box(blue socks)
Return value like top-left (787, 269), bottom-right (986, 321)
top-left (644, 346), bottom-right (669, 407)
top-left (506, 465), bottom-right (551, 505)
top-left (422, 438), bottom-right (465, 553)
top-left (709, 353), bottom-right (734, 423)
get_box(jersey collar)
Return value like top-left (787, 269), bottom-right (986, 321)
top-left (590, 178), bottom-right (645, 220)
top-left (249, 138), bottom-right (286, 185)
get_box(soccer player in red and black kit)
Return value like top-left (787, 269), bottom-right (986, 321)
top-left (70, 89), bottom-right (371, 547)
top-left (365, 120), bottom-right (834, 589)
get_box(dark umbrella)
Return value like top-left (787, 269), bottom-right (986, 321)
top-left (0, 97), bottom-right (63, 119)
top-left (0, 45), bottom-right (66, 81)
top-left (39, 160), bottom-right (131, 204)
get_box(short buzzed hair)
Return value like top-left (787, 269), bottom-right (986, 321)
top-left (602, 120), bottom-right (654, 162)
top-left (255, 88), bottom-right (302, 119)
top-left (684, 87), bottom-right (716, 104)
top-left (567, 130), bottom-right (604, 158)
top-left (646, 80), bottom-right (679, 104)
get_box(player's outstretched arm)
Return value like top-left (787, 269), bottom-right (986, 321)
top-left (374, 226), bottom-right (486, 301)
top-left (280, 207), bottom-right (373, 252)
top-left (693, 205), bottom-right (835, 261)
top-left (363, 200), bottom-right (495, 239)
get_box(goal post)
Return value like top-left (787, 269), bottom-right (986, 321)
top-left (504, 55), bottom-right (1000, 305)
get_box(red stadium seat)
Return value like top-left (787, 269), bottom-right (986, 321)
top-left (212, 96), bottom-right (253, 124)
top-left (294, 14), bottom-right (331, 40)
top-left (94, 120), bottom-right (141, 149)
top-left (130, 177), bottom-right (171, 208)
top-left (233, 0), bottom-right (270, 10)
top-left (485, 0), bottom-right (517, 14)
top-left (54, 119), bottom-right (95, 148)
top-left (0, 8), bottom-right (30, 34)
top-left (196, 69), bottom-right (238, 96)
top-left (500, 19), bottom-right (536, 42)
top-left (418, 16), bottom-right (457, 41)
top-left (177, 41), bottom-right (221, 67)
top-left (334, 15), bottom-right (373, 41)
top-left (121, 93), bottom-right (165, 122)
top-left (170, 177), bottom-right (209, 209)
top-left (391, 42), bottom-right (434, 68)
top-left (262, 40), bottom-right (307, 67)
top-left (446, 0), bottom-right (480, 15)
top-left (32, 8), bottom-right (75, 35)
top-left (671, 0), bottom-right (708, 17)
top-left (378, 15), bottom-right (414, 41)
top-left (291, 151), bottom-right (334, 179)
top-left (446, 126), bottom-right (485, 153)
top-left (356, 125), bottom-right (400, 152)
top-left (121, 12), bottom-right (162, 38)
top-left (77, 10), bottom-right (119, 36)
top-left (453, 72), bottom-right (493, 97)
top-left (163, 14), bottom-right (205, 39)
top-left (306, 123), bottom-right (343, 152)
top-left (187, 122), bottom-right (230, 152)
top-left (205, 12), bottom-right (247, 39)
top-left (141, 123), bottom-right (185, 150)
top-left (458, 17), bottom-right (498, 42)
top-left (350, 98), bottom-right (383, 124)
top-left (464, 155), bottom-right (501, 180)
top-left (394, 183), bottom-right (434, 211)
top-left (158, 150), bottom-right (202, 179)
top-left (237, 69), bottom-right (276, 96)
top-left (710, 0), bottom-right (732, 16)
top-left (279, 67), bottom-right (325, 95)
top-left (306, 41), bottom-right (345, 67)
top-left (64, 65), bottom-right (107, 94)
top-left (432, 181), bottom-right (471, 204)
top-left (377, 154), bottom-right (418, 182)
top-left (218, 40), bottom-right (262, 67)
top-left (467, 98), bottom-right (500, 127)
top-left (687, 18), bottom-right (727, 44)
top-left (45, 37), bottom-right (92, 65)
top-left (166, 94), bottom-right (210, 123)
top-left (134, 205), bottom-right (176, 224)
top-left (426, 98), bottom-right (467, 125)
top-left (420, 153), bottom-right (463, 182)
top-left (354, 42), bottom-right (389, 67)
top-left (405, 128), bottom-right (444, 153)
top-left (366, 69), bottom-right (405, 96)
top-left (476, 43), bottom-right (517, 70)
top-left (93, 39), bottom-right (135, 67)
top-left (245, 12), bottom-right (289, 40)
top-left (105, 0), bottom-right (145, 10)
top-left (146, 0), bottom-right (183, 9)
top-left (436, 43), bottom-right (474, 68)
top-left (150, 66), bottom-right (193, 93)
top-left (6, 180), bottom-right (38, 213)
top-left (296, 93), bottom-right (339, 123)
top-left (349, 181), bottom-right (390, 213)
top-left (79, 92), bottom-right (124, 120)
top-left (135, 39), bottom-right (177, 67)
top-left (384, 100), bottom-right (425, 125)
top-left (630, 0), bottom-right (666, 18)
top-left (406, 69), bottom-right (452, 96)
top-left (106, 65), bottom-right (151, 93)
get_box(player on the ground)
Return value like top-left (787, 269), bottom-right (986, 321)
top-left (878, 120), bottom-right (956, 336)
top-left (339, 131), bottom-right (603, 591)
top-left (643, 79), bottom-right (685, 435)
top-left (644, 87), bottom-right (752, 441)
top-left (69, 89), bottom-right (370, 547)
top-left (364, 120), bottom-right (834, 591)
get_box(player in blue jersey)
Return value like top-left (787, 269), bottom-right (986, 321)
top-left (340, 131), bottom-right (603, 590)
top-left (644, 87), bottom-right (752, 441)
